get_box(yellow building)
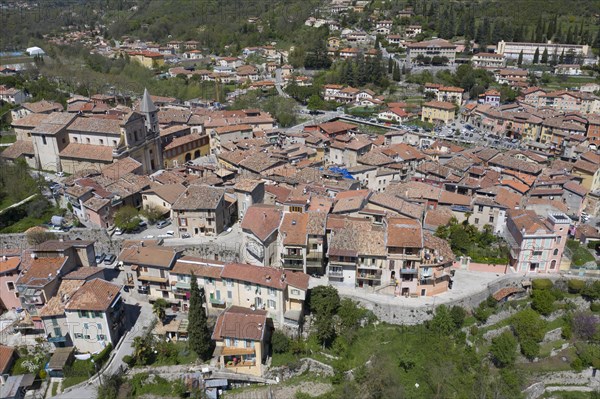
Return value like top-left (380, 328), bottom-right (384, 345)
top-left (212, 306), bottom-right (273, 376)
top-left (162, 133), bottom-right (210, 167)
top-left (573, 159), bottom-right (600, 191)
top-left (130, 51), bottom-right (165, 69)
top-left (421, 101), bottom-right (456, 124)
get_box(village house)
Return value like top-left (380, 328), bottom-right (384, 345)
top-left (471, 53), bottom-right (506, 69)
top-left (0, 85), bottom-right (27, 104)
top-left (0, 256), bottom-right (21, 311)
top-left (171, 185), bottom-right (235, 237)
top-left (212, 306), bottom-right (272, 376)
top-left (241, 204), bottom-right (283, 267)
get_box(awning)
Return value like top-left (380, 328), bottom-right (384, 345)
top-left (220, 347), bottom-right (255, 356)
top-left (138, 275), bottom-right (168, 283)
top-left (284, 309), bottom-right (303, 322)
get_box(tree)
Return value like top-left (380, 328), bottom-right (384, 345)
top-left (531, 289), bottom-right (555, 316)
top-left (517, 50), bottom-right (523, 66)
top-left (114, 205), bottom-right (140, 232)
top-left (142, 205), bottom-right (164, 224)
top-left (430, 305), bottom-right (456, 335)
top-left (541, 48), bottom-right (549, 64)
top-left (571, 311), bottom-right (599, 340)
top-left (490, 331), bottom-right (517, 367)
top-left (450, 306), bottom-right (466, 330)
top-left (392, 62), bottom-right (401, 81)
top-left (512, 309), bottom-right (546, 342)
top-left (152, 298), bottom-right (168, 324)
top-left (271, 330), bottom-right (290, 354)
top-left (309, 285), bottom-right (340, 347)
top-left (188, 274), bottom-right (213, 360)
top-left (25, 226), bottom-right (56, 246)
top-left (388, 57), bottom-right (393, 74)
top-left (532, 47), bottom-right (540, 64)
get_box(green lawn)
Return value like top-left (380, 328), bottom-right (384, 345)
top-left (0, 201), bottom-right (63, 234)
top-left (150, 341), bottom-right (198, 366)
top-left (515, 346), bottom-right (576, 373)
top-left (0, 135), bottom-right (16, 144)
top-left (62, 360), bottom-right (95, 389)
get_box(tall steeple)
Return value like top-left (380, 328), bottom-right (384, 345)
top-left (139, 88), bottom-right (158, 136)
top-left (139, 88), bottom-right (157, 113)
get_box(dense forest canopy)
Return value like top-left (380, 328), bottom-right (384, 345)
top-left (2, 0), bottom-right (599, 52)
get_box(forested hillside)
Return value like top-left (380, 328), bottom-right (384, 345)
top-left (2, 0), bottom-right (599, 52)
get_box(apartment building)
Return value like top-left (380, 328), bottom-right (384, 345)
top-left (421, 101), bottom-right (456, 124)
top-left (0, 256), bottom-right (21, 311)
top-left (496, 40), bottom-right (590, 62)
top-left (471, 52), bottom-right (506, 68)
top-left (505, 210), bottom-right (569, 273)
top-left (406, 39), bottom-right (457, 64)
top-left (118, 243), bottom-right (181, 299)
top-left (64, 279), bottom-right (125, 353)
top-left (167, 257), bottom-right (309, 327)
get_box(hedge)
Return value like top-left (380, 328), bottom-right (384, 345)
top-left (532, 279), bottom-right (553, 291)
top-left (568, 279), bottom-right (586, 294)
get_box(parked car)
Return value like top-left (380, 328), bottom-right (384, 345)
top-left (138, 220), bottom-right (148, 228)
top-left (156, 219), bottom-right (171, 229)
top-left (104, 254), bottom-right (116, 265)
top-left (95, 253), bottom-right (106, 264)
top-left (166, 230), bottom-right (175, 236)
top-left (181, 233), bottom-right (191, 239)
top-left (114, 228), bottom-right (123, 235)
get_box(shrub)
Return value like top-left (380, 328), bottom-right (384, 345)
top-left (568, 279), bottom-right (586, 294)
top-left (122, 355), bottom-right (135, 367)
top-left (470, 325), bottom-right (479, 337)
top-left (271, 331), bottom-right (290, 354)
top-left (473, 302), bottom-right (492, 324)
top-left (570, 357), bottom-right (584, 372)
top-left (450, 306), bottom-right (466, 329)
top-left (520, 339), bottom-right (540, 360)
top-left (561, 324), bottom-right (572, 340)
top-left (591, 302), bottom-right (600, 313)
top-left (92, 343), bottom-right (113, 367)
top-left (532, 279), bottom-right (553, 291)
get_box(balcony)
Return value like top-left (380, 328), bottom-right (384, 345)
top-left (357, 263), bottom-right (380, 270)
top-left (328, 270), bottom-right (343, 278)
top-left (357, 270), bottom-right (382, 280)
top-left (210, 297), bottom-right (226, 305)
top-left (281, 261), bottom-right (304, 271)
top-left (48, 335), bottom-right (67, 343)
top-left (388, 252), bottom-right (421, 261)
top-left (282, 252), bottom-right (303, 260)
top-left (329, 259), bottom-right (356, 266)
top-left (400, 268), bottom-right (418, 274)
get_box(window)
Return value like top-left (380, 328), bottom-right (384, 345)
top-left (550, 260), bottom-right (556, 269)
top-left (225, 338), bottom-right (232, 346)
top-left (74, 137), bottom-right (78, 143)
top-left (489, 216), bottom-right (494, 223)
top-left (553, 249), bottom-right (559, 256)
top-left (83, 323), bottom-right (88, 330)
top-left (7, 282), bottom-right (14, 291)
top-left (245, 283), bottom-right (251, 291)
top-left (478, 205), bottom-right (484, 212)
top-left (99, 139), bottom-right (104, 145)
top-left (268, 288), bottom-right (276, 296)
top-left (86, 137), bottom-right (91, 144)
top-left (97, 334), bottom-right (106, 341)
top-left (74, 333), bottom-right (83, 339)
top-left (533, 251), bottom-right (542, 256)
top-left (97, 323), bottom-right (102, 330)
top-left (227, 291), bottom-right (232, 300)
top-left (291, 289), bottom-right (300, 295)
top-left (54, 327), bottom-right (61, 337)
top-left (245, 339), bottom-right (252, 348)
top-left (474, 218), bottom-right (479, 224)
top-left (84, 335), bottom-right (91, 339)
top-left (267, 299), bottom-right (276, 309)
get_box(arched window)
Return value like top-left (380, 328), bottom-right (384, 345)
top-left (550, 260), bottom-right (556, 269)
top-left (553, 249), bottom-right (559, 256)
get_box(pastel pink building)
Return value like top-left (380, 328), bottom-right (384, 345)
top-left (505, 210), bottom-right (570, 273)
top-left (0, 256), bottom-right (21, 310)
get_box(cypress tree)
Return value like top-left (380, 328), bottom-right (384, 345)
top-left (188, 274), bottom-right (213, 360)
top-left (393, 62), bottom-right (401, 81)
top-left (559, 50), bottom-right (565, 64)
top-left (517, 50), bottom-right (523, 66)
top-left (566, 26), bottom-right (573, 44)
top-left (388, 57), bottom-right (393, 74)
top-left (532, 47), bottom-right (540, 64)
top-left (541, 48), bottom-right (548, 64)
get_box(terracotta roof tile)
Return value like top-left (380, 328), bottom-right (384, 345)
top-left (241, 204), bottom-right (282, 242)
top-left (212, 306), bottom-right (268, 341)
top-left (65, 278), bottom-right (121, 312)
